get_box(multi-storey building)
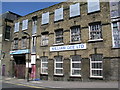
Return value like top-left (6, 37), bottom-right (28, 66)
top-left (10, 1), bottom-right (120, 81)
top-left (0, 11), bottom-right (21, 77)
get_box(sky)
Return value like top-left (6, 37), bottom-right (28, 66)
top-left (2, 2), bottom-right (63, 16)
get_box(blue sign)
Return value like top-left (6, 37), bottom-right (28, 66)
top-left (10, 49), bottom-right (30, 54)
top-left (50, 43), bottom-right (86, 52)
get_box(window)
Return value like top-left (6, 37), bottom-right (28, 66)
top-left (5, 26), bottom-right (11, 40)
top-left (70, 55), bottom-right (81, 76)
top-left (42, 12), bottom-right (49, 24)
top-left (70, 3), bottom-right (80, 17)
top-left (21, 37), bottom-right (27, 48)
top-left (90, 54), bottom-right (103, 78)
top-left (70, 26), bottom-right (81, 42)
top-left (55, 29), bottom-right (63, 44)
top-left (13, 38), bottom-right (18, 49)
top-left (22, 19), bottom-right (28, 30)
top-left (32, 17), bottom-right (37, 35)
top-left (41, 33), bottom-right (49, 46)
top-left (31, 37), bottom-right (36, 54)
top-left (87, 0), bottom-right (100, 13)
top-left (89, 22), bottom-right (102, 41)
top-left (54, 56), bottom-right (63, 75)
top-left (41, 56), bottom-right (48, 74)
top-left (112, 22), bottom-right (120, 48)
top-left (14, 22), bottom-right (19, 32)
top-left (54, 8), bottom-right (63, 21)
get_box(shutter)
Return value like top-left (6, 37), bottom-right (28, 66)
top-left (42, 12), bottom-right (49, 24)
top-left (54, 8), bottom-right (63, 21)
top-left (88, 0), bottom-right (100, 13)
top-left (70, 3), bottom-right (80, 17)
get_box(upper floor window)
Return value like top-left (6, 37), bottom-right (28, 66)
top-left (90, 54), bottom-right (103, 78)
top-left (22, 19), bottom-right (28, 30)
top-left (55, 29), bottom-right (63, 44)
top-left (41, 56), bottom-right (48, 74)
top-left (70, 3), bottom-right (80, 17)
top-left (54, 56), bottom-right (63, 75)
top-left (13, 38), bottom-right (18, 49)
top-left (5, 26), bottom-right (11, 40)
top-left (87, 0), bottom-right (100, 13)
top-left (21, 37), bottom-right (27, 48)
top-left (70, 26), bottom-right (81, 43)
top-left (41, 32), bottom-right (49, 46)
top-left (54, 8), bottom-right (63, 21)
top-left (42, 12), bottom-right (49, 24)
top-left (89, 22), bottom-right (102, 41)
top-left (14, 22), bottom-right (19, 32)
top-left (112, 21), bottom-right (120, 48)
top-left (70, 55), bottom-right (81, 76)
top-left (32, 17), bottom-right (37, 35)
top-left (31, 36), bottom-right (36, 54)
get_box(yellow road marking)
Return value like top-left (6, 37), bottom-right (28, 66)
top-left (4, 81), bottom-right (43, 88)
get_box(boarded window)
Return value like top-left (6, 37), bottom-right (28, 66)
top-left (22, 19), bottom-right (28, 30)
top-left (70, 3), bottom-right (80, 17)
top-left (42, 12), bottom-right (49, 24)
top-left (87, 0), bottom-right (100, 13)
top-left (54, 8), bottom-right (63, 21)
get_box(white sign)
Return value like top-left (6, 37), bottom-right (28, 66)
top-left (50, 43), bottom-right (86, 52)
top-left (31, 55), bottom-right (36, 64)
top-left (26, 62), bottom-right (32, 68)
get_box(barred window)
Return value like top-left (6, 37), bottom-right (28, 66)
top-left (41, 56), bottom-right (48, 74)
top-left (70, 55), bottom-right (81, 76)
top-left (54, 56), bottom-right (63, 75)
top-left (70, 26), bottom-right (80, 42)
top-left (90, 54), bottom-right (103, 78)
top-left (89, 22), bottom-right (102, 40)
top-left (55, 29), bottom-right (63, 44)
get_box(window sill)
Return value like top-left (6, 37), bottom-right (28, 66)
top-left (53, 43), bottom-right (64, 46)
top-left (90, 76), bottom-right (103, 79)
top-left (111, 47), bottom-right (120, 49)
top-left (70, 41), bottom-right (81, 44)
top-left (70, 75), bottom-right (81, 77)
top-left (4, 39), bottom-right (10, 41)
top-left (87, 10), bottom-right (101, 15)
top-left (54, 74), bottom-right (64, 76)
top-left (88, 39), bottom-right (103, 42)
top-left (40, 73), bottom-right (48, 75)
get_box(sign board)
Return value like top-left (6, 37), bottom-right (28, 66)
top-left (31, 55), bottom-right (36, 64)
top-left (10, 49), bottom-right (29, 54)
top-left (50, 43), bottom-right (86, 52)
top-left (26, 62), bottom-right (32, 68)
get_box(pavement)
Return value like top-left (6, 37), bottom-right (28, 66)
top-left (2, 77), bottom-right (119, 89)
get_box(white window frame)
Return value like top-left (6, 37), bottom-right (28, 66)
top-left (54, 56), bottom-right (63, 75)
top-left (41, 35), bottom-right (49, 46)
top-left (70, 26), bottom-right (81, 43)
top-left (41, 12), bottom-right (49, 24)
top-left (41, 57), bottom-right (48, 74)
top-left (88, 23), bottom-right (103, 41)
top-left (87, 0), bottom-right (100, 13)
top-left (70, 56), bottom-right (81, 77)
top-left (111, 21), bottom-right (120, 48)
top-left (70, 3), bottom-right (80, 17)
top-left (32, 19), bottom-right (37, 35)
top-left (90, 55), bottom-right (103, 78)
top-left (54, 8), bottom-right (63, 21)
top-left (54, 29), bottom-right (63, 44)
top-left (22, 19), bottom-right (28, 30)
top-left (14, 22), bottom-right (19, 32)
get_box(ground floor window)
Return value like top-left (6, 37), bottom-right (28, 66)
top-left (90, 54), bottom-right (103, 78)
top-left (54, 56), bottom-right (63, 75)
top-left (41, 56), bottom-right (48, 74)
top-left (70, 55), bottom-right (81, 76)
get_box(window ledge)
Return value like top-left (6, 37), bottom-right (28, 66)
top-left (90, 76), bottom-right (103, 79)
top-left (111, 47), bottom-right (120, 49)
top-left (53, 43), bottom-right (64, 46)
top-left (88, 39), bottom-right (103, 42)
top-left (40, 73), bottom-right (48, 75)
top-left (70, 75), bottom-right (81, 77)
top-left (54, 74), bottom-right (64, 76)
top-left (4, 39), bottom-right (10, 41)
top-left (70, 41), bottom-right (81, 44)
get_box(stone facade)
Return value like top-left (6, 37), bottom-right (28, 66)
top-left (10, 1), bottom-right (120, 81)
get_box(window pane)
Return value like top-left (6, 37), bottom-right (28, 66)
top-left (22, 19), bottom-right (28, 30)
top-left (14, 22), bottom-right (19, 32)
top-left (92, 70), bottom-right (102, 76)
top-left (71, 55), bottom-right (81, 61)
top-left (72, 63), bottom-right (80, 68)
top-left (70, 3), bottom-right (80, 17)
top-left (42, 12), bottom-right (49, 24)
top-left (92, 63), bottom-right (102, 68)
top-left (42, 68), bottom-right (48, 73)
top-left (56, 63), bottom-right (63, 68)
top-left (32, 20), bottom-right (37, 35)
top-left (55, 56), bottom-right (63, 62)
top-left (42, 63), bottom-right (48, 67)
top-left (5, 26), bottom-right (11, 39)
top-left (72, 69), bottom-right (80, 75)
top-left (56, 69), bottom-right (63, 74)
top-left (88, 0), bottom-right (100, 13)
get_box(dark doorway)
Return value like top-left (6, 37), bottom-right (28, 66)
top-left (2, 65), bottom-right (5, 76)
top-left (13, 54), bottom-right (26, 79)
